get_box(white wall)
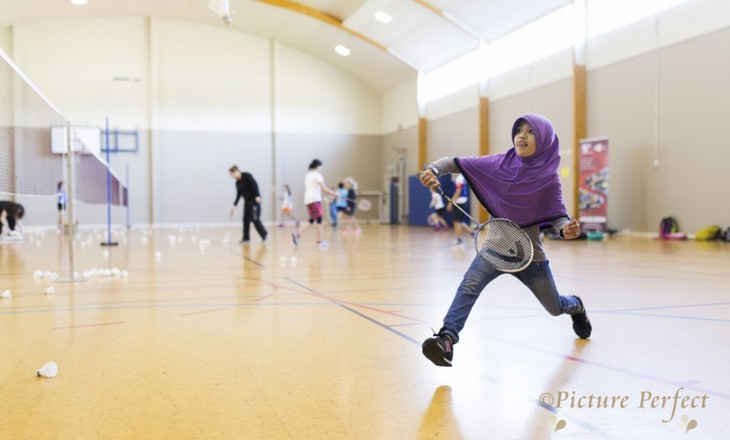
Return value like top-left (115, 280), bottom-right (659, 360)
top-left (275, 44), bottom-right (381, 135)
top-left (0, 26), bottom-right (11, 55)
top-left (13, 18), bottom-right (149, 129)
top-left (154, 19), bottom-right (271, 133)
top-left (586, 0), bottom-right (730, 70)
top-left (8, 17), bottom-right (384, 226)
top-left (381, 78), bottom-right (418, 134)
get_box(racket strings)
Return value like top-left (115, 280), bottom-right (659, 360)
top-left (475, 221), bottom-right (533, 272)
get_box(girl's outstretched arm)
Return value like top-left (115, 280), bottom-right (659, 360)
top-left (561, 219), bottom-right (581, 239)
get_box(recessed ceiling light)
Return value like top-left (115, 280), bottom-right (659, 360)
top-left (70, 0), bottom-right (89, 5)
top-left (335, 45), bottom-right (350, 57)
top-left (374, 11), bottom-right (392, 24)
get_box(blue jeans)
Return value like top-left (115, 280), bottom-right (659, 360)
top-left (441, 256), bottom-right (582, 343)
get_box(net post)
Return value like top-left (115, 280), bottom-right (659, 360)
top-left (65, 122), bottom-right (75, 277)
top-left (125, 163), bottom-right (131, 229)
top-left (101, 116), bottom-right (118, 247)
top-left (56, 121), bottom-right (86, 283)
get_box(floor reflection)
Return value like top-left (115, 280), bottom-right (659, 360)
top-left (417, 385), bottom-right (464, 440)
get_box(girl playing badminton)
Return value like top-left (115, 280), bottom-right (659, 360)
top-left (418, 113), bottom-right (591, 367)
top-left (293, 159), bottom-right (339, 249)
top-left (278, 184), bottom-right (297, 227)
top-left (341, 177), bottom-right (361, 235)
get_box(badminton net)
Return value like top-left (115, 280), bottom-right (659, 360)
top-left (0, 48), bottom-right (127, 208)
top-left (0, 49), bottom-right (64, 197)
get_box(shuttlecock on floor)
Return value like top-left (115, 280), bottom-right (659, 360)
top-left (36, 362), bottom-right (58, 378)
top-left (1, 289), bottom-right (11, 299)
top-left (33, 269), bottom-right (44, 279)
top-left (44, 286), bottom-right (56, 295)
top-left (120, 270), bottom-right (129, 279)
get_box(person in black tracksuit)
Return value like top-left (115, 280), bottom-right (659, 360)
top-left (229, 165), bottom-right (267, 244)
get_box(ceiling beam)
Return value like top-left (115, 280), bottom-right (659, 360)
top-left (252, 0), bottom-right (418, 70)
top-left (411, 0), bottom-right (482, 41)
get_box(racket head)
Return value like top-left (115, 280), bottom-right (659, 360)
top-left (357, 199), bottom-right (372, 211)
top-left (474, 218), bottom-right (533, 273)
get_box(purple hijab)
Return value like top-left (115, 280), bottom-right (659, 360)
top-left (454, 113), bottom-right (567, 227)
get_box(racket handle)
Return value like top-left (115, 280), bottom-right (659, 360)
top-left (416, 170), bottom-right (444, 193)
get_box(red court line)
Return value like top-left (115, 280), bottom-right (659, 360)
top-left (179, 307), bottom-right (227, 316)
top-left (53, 321), bottom-right (125, 330)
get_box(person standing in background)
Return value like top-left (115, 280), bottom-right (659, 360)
top-left (448, 173), bottom-right (473, 246)
top-left (229, 165), bottom-right (268, 244)
top-left (292, 159), bottom-right (338, 249)
top-left (428, 187), bottom-right (449, 231)
top-left (56, 181), bottom-right (67, 232)
top-left (278, 184), bottom-right (298, 227)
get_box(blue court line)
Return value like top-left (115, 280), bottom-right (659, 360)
top-left (603, 310), bottom-right (730, 323)
top-left (281, 276), bottom-right (421, 345)
top-left (0, 301), bottom-right (336, 316)
top-left (3, 293), bottom-right (279, 310)
top-left (626, 264), bottom-right (730, 280)
top-left (225, 246), bottom-right (265, 268)
top-left (603, 301), bottom-right (730, 313)
top-left (338, 303), bottom-right (420, 345)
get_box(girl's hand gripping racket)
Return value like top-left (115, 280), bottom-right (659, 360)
top-left (417, 170), bottom-right (534, 273)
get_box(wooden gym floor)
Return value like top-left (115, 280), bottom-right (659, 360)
top-left (1, 225), bottom-right (729, 439)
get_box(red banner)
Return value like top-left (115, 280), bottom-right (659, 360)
top-left (578, 137), bottom-right (609, 231)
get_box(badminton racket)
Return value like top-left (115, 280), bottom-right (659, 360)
top-left (417, 171), bottom-right (534, 273)
top-left (356, 199), bottom-right (372, 211)
top-left (338, 197), bottom-right (372, 212)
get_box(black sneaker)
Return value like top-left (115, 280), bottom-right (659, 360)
top-left (422, 331), bottom-right (454, 367)
top-left (571, 296), bottom-right (592, 339)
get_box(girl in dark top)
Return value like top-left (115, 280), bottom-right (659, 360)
top-left (0, 201), bottom-right (25, 238)
top-left (341, 177), bottom-right (361, 236)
